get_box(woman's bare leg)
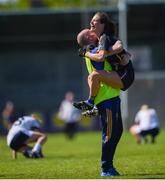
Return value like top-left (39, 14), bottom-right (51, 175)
top-left (88, 72), bottom-right (100, 97)
top-left (73, 70), bottom-right (124, 111)
top-left (88, 70), bottom-right (124, 98)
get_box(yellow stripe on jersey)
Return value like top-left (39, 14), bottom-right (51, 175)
top-left (105, 109), bottom-right (112, 143)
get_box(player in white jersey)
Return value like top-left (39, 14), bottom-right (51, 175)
top-left (7, 115), bottom-right (47, 159)
top-left (129, 104), bottom-right (160, 144)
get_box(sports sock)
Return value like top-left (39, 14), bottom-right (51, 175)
top-left (24, 148), bottom-right (32, 155)
top-left (87, 96), bottom-right (96, 105)
top-left (32, 143), bottom-right (41, 153)
top-left (27, 149), bottom-right (32, 154)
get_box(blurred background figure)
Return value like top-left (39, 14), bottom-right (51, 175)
top-left (58, 91), bottom-right (81, 139)
top-left (0, 0), bottom-right (18, 3)
top-left (7, 114), bottom-right (47, 159)
top-left (29, 0), bottom-right (44, 8)
top-left (2, 101), bottom-right (15, 130)
top-left (129, 104), bottom-right (160, 144)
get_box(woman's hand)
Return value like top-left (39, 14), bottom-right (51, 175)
top-left (112, 40), bottom-right (123, 52)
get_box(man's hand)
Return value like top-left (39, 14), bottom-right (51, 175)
top-left (78, 47), bottom-right (86, 57)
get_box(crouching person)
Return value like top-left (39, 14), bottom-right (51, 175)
top-left (7, 114), bottom-right (47, 159)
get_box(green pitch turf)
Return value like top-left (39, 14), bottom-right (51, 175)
top-left (0, 130), bottom-right (165, 179)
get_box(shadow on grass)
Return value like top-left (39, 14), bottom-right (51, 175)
top-left (0, 175), bottom-right (6, 178)
top-left (45, 154), bottom-right (77, 159)
top-left (122, 172), bottom-right (165, 178)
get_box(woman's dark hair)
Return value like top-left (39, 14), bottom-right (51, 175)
top-left (95, 12), bottom-right (116, 36)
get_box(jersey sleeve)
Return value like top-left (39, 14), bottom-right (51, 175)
top-left (98, 34), bottom-right (111, 51)
top-left (31, 120), bottom-right (41, 130)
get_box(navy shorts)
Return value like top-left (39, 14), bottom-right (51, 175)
top-left (140, 127), bottom-right (159, 137)
top-left (117, 60), bottom-right (134, 91)
top-left (10, 131), bottom-right (29, 151)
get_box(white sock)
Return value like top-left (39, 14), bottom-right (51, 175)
top-left (32, 143), bottom-right (41, 153)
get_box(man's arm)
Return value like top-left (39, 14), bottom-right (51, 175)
top-left (84, 40), bottom-right (123, 62)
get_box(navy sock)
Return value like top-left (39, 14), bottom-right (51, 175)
top-left (87, 96), bottom-right (96, 105)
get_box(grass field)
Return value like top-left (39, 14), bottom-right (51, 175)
top-left (0, 130), bottom-right (165, 179)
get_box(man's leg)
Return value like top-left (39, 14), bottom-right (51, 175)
top-left (65, 122), bottom-right (76, 139)
top-left (149, 128), bottom-right (159, 143)
top-left (140, 130), bottom-right (150, 144)
top-left (98, 97), bottom-right (123, 176)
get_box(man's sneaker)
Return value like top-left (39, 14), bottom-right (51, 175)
top-left (82, 106), bottom-right (98, 117)
top-left (73, 101), bottom-right (94, 111)
top-left (101, 168), bottom-right (120, 177)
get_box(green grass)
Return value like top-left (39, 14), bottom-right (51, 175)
top-left (0, 130), bottom-right (165, 179)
